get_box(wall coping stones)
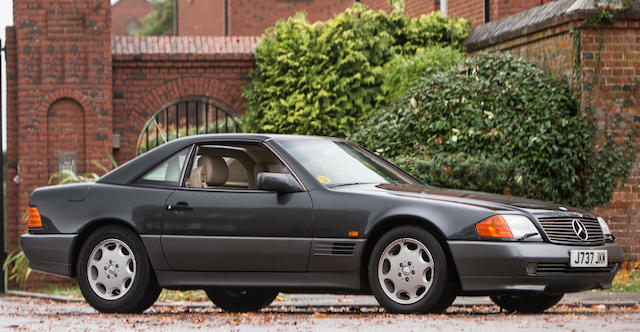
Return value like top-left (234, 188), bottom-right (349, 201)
top-left (463, 0), bottom-right (640, 52)
top-left (111, 35), bottom-right (261, 60)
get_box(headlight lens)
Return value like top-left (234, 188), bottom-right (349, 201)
top-left (597, 216), bottom-right (614, 241)
top-left (476, 214), bottom-right (541, 240)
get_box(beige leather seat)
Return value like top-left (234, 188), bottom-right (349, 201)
top-left (187, 155), bottom-right (229, 188)
top-left (254, 161), bottom-right (284, 178)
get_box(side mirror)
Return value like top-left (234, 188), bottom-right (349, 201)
top-left (257, 172), bottom-right (303, 193)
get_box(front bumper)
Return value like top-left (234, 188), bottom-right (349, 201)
top-left (448, 241), bottom-right (623, 295)
top-left (21, 234), bottom-right (78, 278)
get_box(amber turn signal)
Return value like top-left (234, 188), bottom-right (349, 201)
top-left (348, 231), bottom-right (359, 238)
top-left (27, 207), bottom-right (42, 228)
top-left (476, 215), bottom-right (513, 238)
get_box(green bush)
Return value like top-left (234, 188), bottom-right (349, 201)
top-left (352, 52), bottom-right (636, 209)
top-left (392, 153), bottom-right (526, 196)
top-left (381, 46), bottom-right (463, 103)
top-left (242, 3), bottom-right (469, 137)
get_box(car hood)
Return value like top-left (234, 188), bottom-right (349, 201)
top-left (331, 183), bottom-right (595, 218)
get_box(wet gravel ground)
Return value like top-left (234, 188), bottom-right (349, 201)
top-left (1, 296), bottom-right (639, 331)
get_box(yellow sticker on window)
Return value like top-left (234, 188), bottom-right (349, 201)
top-left (317, 176), bottom-right (331, 184)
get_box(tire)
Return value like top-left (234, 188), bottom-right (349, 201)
top-left (77, 225), bottom-right (161, 313)
top-left (490, 294), bottom-right (564, 313)
top-left (368, 225), bottom-right (453, 314)
top-left (205, 288), bottom-right (279, 312)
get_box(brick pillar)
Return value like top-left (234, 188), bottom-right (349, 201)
top-left (8, 0), bottom-right (113, 287)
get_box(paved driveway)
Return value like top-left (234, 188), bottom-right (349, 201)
top-left (1, 295), bottom-right (639, 331)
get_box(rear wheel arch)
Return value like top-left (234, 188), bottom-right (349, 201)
top-left (70, 219), bottom-right (141, 278)
top-left (360, 216), bottom-right (461, 293)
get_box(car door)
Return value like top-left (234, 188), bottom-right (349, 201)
top-left (160, 141), bottom-right (314, 272)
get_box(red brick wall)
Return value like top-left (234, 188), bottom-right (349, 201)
top-left (5, 26), bottom-right (19, 255)
top-left (111, 0), bottom-right (153, 35)
top-left (490, 0), bottom-right (552, 22)
top-left (228, 0), bottom-right (353, 36)
top-left (360, 0), bottom-right (438, 17)
top-left (111, 56), bottom-right (254, 163)
top-left (7, 0), bottom-right (114, 288)
top-left (448, 0), bottom-right (484, 26)
top-left (177, 0), bottom-right (225, 36)
top-left (584, 25), bottom-right (640, 259)
top-left (47, 99), bottom-right (86, 176)
top-left (467, 15), bottom-right (640, 260)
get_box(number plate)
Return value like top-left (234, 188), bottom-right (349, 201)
top-left (570, 250), bottom-right (607, 267)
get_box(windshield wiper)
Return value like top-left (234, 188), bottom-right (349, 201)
top-left (326, 182), bottom-right (377, 188)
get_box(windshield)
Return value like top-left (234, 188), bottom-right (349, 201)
top-left (278, 139), bottom-right (416, 187)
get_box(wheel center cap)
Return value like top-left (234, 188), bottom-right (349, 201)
top-left (402, 266), bottom-right (411, 276)
top-left (108, 265), bottom-right (116, 274)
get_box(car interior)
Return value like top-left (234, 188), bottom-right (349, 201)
top-left (185, 144), bottom-right (288, 190)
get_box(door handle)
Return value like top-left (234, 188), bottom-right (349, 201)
top-left (167, 202), bottom-right (191, 211)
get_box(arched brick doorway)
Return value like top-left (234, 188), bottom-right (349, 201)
top-left (137, 96), bottom-right (241, 155)
top-left (47, 98), bottom-right (86, 177)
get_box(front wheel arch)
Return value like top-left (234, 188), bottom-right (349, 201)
top-left (360, 216), bottom-right (460, 294)
top-left (70, 219), bottom-right (141, 278)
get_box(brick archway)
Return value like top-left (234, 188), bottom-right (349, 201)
top-left (38, 89), bottom-right (93, 116)
top-left (38, 90), bottom-right (92, 178)
top-left (115, 77), bottom-right (242, 160)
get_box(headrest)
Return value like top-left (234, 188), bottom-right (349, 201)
top-left (255, 161), bottom-right (284, 174)
top-left (198, 155), bottom-right (228, 186)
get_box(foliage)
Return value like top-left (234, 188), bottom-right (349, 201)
top-left (352, 53), bottom-right (637, 209)
top-left (392, 153), bottom-right (525, 196)
top-left (381, 46), bottom-right (464, 103)
top-left (3, 249), bottom-right (31, 288)
top-left (610, 261), bottom-right (640, 292)
top-left (242, 2), bottom-right (469, 137)
top-left (137, 0), bottom-right (174, 36)
top-left (48, 157), bottom-right (118, 184)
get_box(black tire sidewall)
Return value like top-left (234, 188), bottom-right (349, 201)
top-left (490, 294), bottom-right (564, 313)
top-left (205, 288), bottom-right (279, 312)
top-left (77, 225), bottom-right (158, 313)
top-left (368, 225), bottom-right (449, 314)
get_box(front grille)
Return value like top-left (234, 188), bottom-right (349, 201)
top-left (537, 216), bottom-right (605, 246)
top-left (536, 262), bottom-right (616, 274)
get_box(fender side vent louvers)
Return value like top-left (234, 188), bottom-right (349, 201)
top-left (314, 242), bottom-right (356, 256)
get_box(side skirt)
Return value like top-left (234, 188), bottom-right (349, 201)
top-left (155, 271), bottom-right (362, 292)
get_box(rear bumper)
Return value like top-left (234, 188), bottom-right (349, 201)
top-left (21, 234), bottom-right (78, 278)
top-left (447, 240), bottom-right (623, 295)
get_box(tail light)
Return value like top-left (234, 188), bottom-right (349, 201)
top-left (27, 207), bottom-right (42, 228)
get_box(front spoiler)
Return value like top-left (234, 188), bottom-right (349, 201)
top-left (21, 234), bottom-right (78, 278)
top-left (447, 241), bottom-right (623, 295)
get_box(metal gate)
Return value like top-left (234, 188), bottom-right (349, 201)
top-left (137, 97), bottom-right (241, 155)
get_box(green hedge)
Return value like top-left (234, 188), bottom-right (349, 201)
top-left (392, 153), bottom-right (526, 196)
top-left (242, 3), bottom-right (469, 137)
top-left (352, 53), bottom-right (636, 208)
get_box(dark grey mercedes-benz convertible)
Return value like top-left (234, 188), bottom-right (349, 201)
top-left (22, 134), bottom-right (622, 314)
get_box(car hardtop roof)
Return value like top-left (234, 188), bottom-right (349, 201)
top-left (97, 133), bottom-right (345, 185)
top-left (159, 133), bottom-right (341, 143)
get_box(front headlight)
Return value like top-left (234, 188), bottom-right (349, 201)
top-left (476, 214), bottom-right (541, 241)
top-left (597, 216), bottom-right (615, 241)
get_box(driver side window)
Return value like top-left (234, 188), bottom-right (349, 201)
top-left (184, 143), bottom-right (287, 190)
